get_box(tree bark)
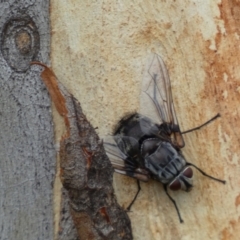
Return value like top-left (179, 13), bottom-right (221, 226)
top-left (50, 1), bottom-right (240, 239)
top-left (31, 63), bottom-right (132, 240)
top-left (2, 1), bottom-right (239, 239)
top-left (0, 1), bottom-right (54, 240)
top-left (0, 2), bottom-right (132, 240)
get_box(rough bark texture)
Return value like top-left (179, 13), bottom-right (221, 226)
top-left (0, 1), bottom-right (55, 240)
top-left (50, 1), bottom-right (240, 239)
top-left (32, 63), bottom-right (132, 240)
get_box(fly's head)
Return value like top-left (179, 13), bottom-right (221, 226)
top-left (168, 166), bottom-right (193, 192)
top-left (158, 122), bottom-right (180, 137)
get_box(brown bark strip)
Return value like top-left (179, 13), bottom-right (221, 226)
top-left (32, 62), bottom-right (133, 240)
top-left (31, 62), bottom-right (70, 132)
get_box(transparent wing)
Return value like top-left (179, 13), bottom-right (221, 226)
top-left (140, 54), bottom-right (184, 148)
top-left (103, 136), bottom-right (150, 182)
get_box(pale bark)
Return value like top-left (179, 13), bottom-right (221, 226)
top-left (50, 1), bottom-right (240, 240)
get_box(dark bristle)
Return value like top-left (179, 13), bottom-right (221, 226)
top-left (113, 112), bottom-right (140, 134)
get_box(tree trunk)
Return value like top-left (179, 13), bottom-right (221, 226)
top-left (2, 1), bottom-right (240, 239)
top-left (0, 1), bottom-right (55, 240)
top-left (0, 2), bottom-right (132, 240)
top-left (50, 1), bottom-right (240, 240)
top-left (31, 62), bottom-right (132, 240)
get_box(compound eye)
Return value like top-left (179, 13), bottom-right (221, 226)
top-left (169, 179), bottom-right (181, 191)
top-left (183, 167), bottom-right (193, 178)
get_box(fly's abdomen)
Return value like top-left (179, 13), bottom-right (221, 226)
top-left (143, 141), bottom-right (186, 183)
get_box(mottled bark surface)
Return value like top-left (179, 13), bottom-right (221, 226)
top-left (0, 1), bottom-right (55, 240)
top-left (58, 188), bottom-right (79, 240)
top-left (59, 96), bottom-right (132, 240)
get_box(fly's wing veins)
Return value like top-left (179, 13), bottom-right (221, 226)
top-left (140, 54), bottom-right (185, 148)
top-left (103, 136), bottom-right (150, 181)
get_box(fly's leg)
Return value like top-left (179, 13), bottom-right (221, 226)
top-left (187, 163), bottom-right (226, 184)
top-left (164, 185), bottom-right (184, 223)
top-left (182, 113), bottom-right (220, 134)
top-left (126, 180), bottom-right (141, 211)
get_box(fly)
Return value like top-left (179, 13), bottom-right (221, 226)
top-left (104, 54), bottom-right (226, 223)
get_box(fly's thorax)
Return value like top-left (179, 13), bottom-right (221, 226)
top-left (142, 140), bottom-right (187, 184)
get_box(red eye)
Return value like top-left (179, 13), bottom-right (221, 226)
top-left (183, 167), bottom-right (193, 178)
top-left (169, 179), bottom-right (181, 191)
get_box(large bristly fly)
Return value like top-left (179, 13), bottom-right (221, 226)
top-left (104, 54), bottom-right (226, 223)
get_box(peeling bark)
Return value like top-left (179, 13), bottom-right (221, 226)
top-left (32, 63), bottom-right (133, 240)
